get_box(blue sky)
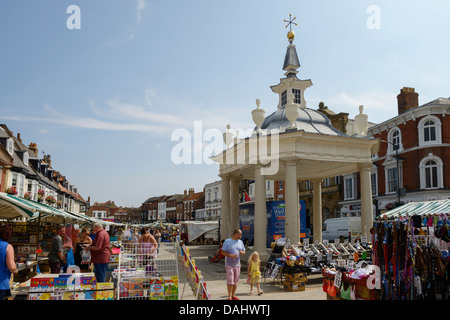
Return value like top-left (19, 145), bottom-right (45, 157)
top-left (1, 0), bottom-right (449, 207)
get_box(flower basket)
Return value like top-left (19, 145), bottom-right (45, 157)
top-left (56, 201), bottom-right (62, 208)
top-left (24, 192), bottom-right (32, 200)
top-left (45, 195), bottom-right (56, 204)
top-left (6, 187), bottom-right (18, 195)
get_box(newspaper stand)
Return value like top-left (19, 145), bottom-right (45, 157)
top-left (115, 242), bottom-right (179, 300)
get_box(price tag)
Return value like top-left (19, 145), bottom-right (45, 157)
top-left (361, 236), bottom-right (367, 244)
top-left (317, 253), bottom-right (322, 262)
top-left (334, 271), bottom-right (342, 288)
top-left (303, 238), bottom-right (309, 246)
top-left (323, 239), bottom-right (329, 246)
top-left (337, 259), bottom-right (346, 268)
top-left (347, 260), bottom-right (355, 270)
top-left (335, 238), bottom-right (340, 244)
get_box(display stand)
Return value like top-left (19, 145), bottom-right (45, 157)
top-left (263, 238), bottom-right (287, 284)
top-left (115, 242), bottom-right (179, 300)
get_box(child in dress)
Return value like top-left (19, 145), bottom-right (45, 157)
top-left (247, 251), bottom-right (263, 295)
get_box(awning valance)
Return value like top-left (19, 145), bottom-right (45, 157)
top-left (378, 199), bottom-right (450, 219)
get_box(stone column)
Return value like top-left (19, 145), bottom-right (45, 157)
top-left (254, 165), bottom-right (268, 261)
top-left (220, 175), bottom-right (230, 239)
top-left (312, 178), bottom-right (323, 243)
top-left (285, 160), bottom-right (299, 245)
top-left (358, 163), bottom-right (373, 240)
top-left (230, 176), bottom-right (240, 232)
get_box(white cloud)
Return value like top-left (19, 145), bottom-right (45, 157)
top-left (310, 90), bottom-right (398, 123)
top-left (0, 87), bottom-right (255, 138)
top-left (136, 0), bottom-right (146, 23)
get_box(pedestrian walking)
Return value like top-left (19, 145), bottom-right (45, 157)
top-left (247, 251), bottom-right (263, 295)
top-left (221, 229), bottom-right (245, 300)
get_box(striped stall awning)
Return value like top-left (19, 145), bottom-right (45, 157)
top-left (379, 199), bottom-right (450, 219)
top-left (0, 192), bottom-right (83, 223)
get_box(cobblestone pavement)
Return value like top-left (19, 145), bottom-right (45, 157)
top-left (178, 245), bottom-right (326, 301)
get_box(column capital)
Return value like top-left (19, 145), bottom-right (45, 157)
top-left (219, 173), bottom-right (231, 180)
top-left (311, 178), bottom-right (323, 185)
top-left (282, 159), bottom-right (299, 167)
top-left (357, 162), bottom-right (373, 172)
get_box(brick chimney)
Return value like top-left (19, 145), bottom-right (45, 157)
top-left (397, 87), bottom-right (419, 114)
top-left (29, 142), bottom-right (38, 156)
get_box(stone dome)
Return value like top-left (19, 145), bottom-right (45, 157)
top-left (259, 106), bottom-right (348, 137)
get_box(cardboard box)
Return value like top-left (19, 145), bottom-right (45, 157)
top-left (283, 280), bottom-right (305, 292)
top-left (285, 272), bottom-right (307, 283)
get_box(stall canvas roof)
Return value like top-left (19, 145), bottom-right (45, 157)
top-left (379, 199), bottom-right (450, 219)
top-left (0, 192), bottom-right (85, 222)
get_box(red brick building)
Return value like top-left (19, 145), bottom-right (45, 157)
top-left (367, 87), bottom-right (450, 213)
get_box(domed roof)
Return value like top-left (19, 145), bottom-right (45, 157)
top-left (259, 106), bottom-right (348, 137)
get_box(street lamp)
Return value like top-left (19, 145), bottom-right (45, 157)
top-left (380, 140), bottom-right (402, 205)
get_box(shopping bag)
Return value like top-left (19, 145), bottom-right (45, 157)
top-left (66, 248), bottom-right (75, 266)
top-left (81, 249), bottom-right (91, 263)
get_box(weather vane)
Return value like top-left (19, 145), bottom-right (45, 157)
top-left (284, 13), bottom-right (297, 32)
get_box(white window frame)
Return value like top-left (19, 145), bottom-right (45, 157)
top-left (387, 127), bottom-right (404, 155)
top-left (371, 165), bottom-right (378, 196)
top-left (383, 158), bottom-right (403, 195)
top-left (23, 151), bottom-right (29, 166)
top-left (419, 154), bottom-right (444, 190)
top-left (343, 174), bottom-right (356, 200)
top-left (418, 115), bottom-right (442, 146)
top-left (6, 138), bottom-right (13, 155)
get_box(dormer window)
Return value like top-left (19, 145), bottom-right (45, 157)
top-left (23, 151), bottom-right (29, 166)
top-left (281, 90), bottom-right (287, 107)
top-left (6, 138), bottom-right (13, 155)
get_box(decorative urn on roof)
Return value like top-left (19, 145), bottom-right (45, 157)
top-left (252, 99), bottom-right (266, 134)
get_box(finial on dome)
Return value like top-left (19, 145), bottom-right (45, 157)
top-left (284, 13), bottom-right (298, 43)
